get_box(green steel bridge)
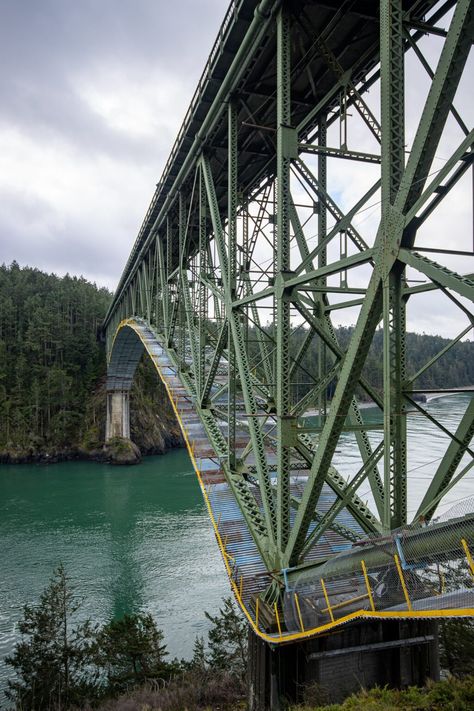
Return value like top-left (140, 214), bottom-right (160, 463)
top-left (103, 0), bottom-right (474, 650)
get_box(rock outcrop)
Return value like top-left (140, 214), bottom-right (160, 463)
top-left (103, 437), bottom-right (142, 465)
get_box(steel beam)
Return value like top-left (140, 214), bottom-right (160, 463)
top-left (105, 0), bottom-right (474, 605)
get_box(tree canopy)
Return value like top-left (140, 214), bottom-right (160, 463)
top-left (0, 262), bottom-right (111, 452)
top-left (1, 262), bottom-right (472, 455)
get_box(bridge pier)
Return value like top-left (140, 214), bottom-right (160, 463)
top-left (105, 389), bottom-right (131, 440)
top-left (248, 621), bottom-right (439, 710)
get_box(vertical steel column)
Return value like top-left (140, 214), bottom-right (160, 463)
top-left (198, 165), bottom-right (208, 400)
top-left (166, 216), bottom-right (173, 347)
top-left (276, 5), bottom-right (293, 554)
top-left (243, 200), bottom-right (249, 350)
top-left (137, 266), bottom-right (144, 317)
top-left (317, 115), bottom-right (328, 423)
top-left (380, 0), bottom-right (406, 529)
top-left (228, 101), bottom-right (238, 470)
top-left (148, 249), bottom-right (154, 323)
top-left (130, 279), bottom-right (137, 314)
top-left (151, 240), bottom-right (158, 327)
top-left (208, 242), bottom-right (222, 322)
top-left (157, 233), bottom-right (167, 336)
top-left (178, 193), bottom-right (186, 370)
top-left (143, 259), bottom-right (151, 323)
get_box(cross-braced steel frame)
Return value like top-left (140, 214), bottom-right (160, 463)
top-left (104, 0), bottom-right (474, 591)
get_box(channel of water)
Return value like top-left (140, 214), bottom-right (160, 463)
top-left (0, 393), bottom-right (472, 693)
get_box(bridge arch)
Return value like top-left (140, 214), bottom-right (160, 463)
top-left (106, 321), bottom-right (145, 440)
top-left (105, 318), bottom-right (474, 648)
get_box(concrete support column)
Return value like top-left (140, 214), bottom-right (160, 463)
top-left (248, 621), bottom-right (440, 710)
top-left (106, 389), bottom-right (131, 440)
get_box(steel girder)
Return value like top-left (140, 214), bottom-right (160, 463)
top-left (105, 0), bottom-right (474, 584)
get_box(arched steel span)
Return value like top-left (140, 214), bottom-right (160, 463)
top-left (104, 0), bottom-right (474, 642)
top-left (107, 318), bottom-right (474, 643)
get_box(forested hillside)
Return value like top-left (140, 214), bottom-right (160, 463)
top-left (346, 326), bottom-right (474, 392)
top-left (0, 262), bottom-right (472, 461)
top-left (252, 322), bottom-right (473, 400)
top-left (0, 263), bottom-right (181, 461)
top-left (0, 262), bottom-right (110, 454)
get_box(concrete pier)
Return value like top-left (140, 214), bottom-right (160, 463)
top-left (248, 620), bottom-right (440, 710)
top-left (105, 389), bottom-right (131, 440)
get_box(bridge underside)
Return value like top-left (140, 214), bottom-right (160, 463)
top-left (107, 319), bottom-right (474, 644)
top-left (104, 0), bottom-right (474, 644)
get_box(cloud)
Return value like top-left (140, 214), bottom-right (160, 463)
top-left (0, 1), bottom-right (472, 338)
top-left (0, 0), bottom-right (227, 287)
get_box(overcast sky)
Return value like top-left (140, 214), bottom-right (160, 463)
top-left (0, 1), bottom-right (472, 338)
top-left (0, 0), bottom-right (227, 288)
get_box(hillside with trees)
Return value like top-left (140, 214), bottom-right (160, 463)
top-left (0, 263), bottom-right (181, 462)
top-left (4, 565), bottom-right (474, 710)
top-left (255, 323), bottom-right (474, 401)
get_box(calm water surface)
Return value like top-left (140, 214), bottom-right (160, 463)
top-left (0, 393), bottom-right (472, 693)
top-left (0, 449), bottom-right (227, 693)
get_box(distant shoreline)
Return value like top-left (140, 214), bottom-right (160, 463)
top-left (2, 390), bottom-right (472, 465)
top-left (300, 388), bottom-right (474, 417)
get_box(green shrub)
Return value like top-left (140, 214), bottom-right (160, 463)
top-left (291, 675), bottom-right (474, 711)
top-left (92, 613), bottom-right (170, 693)
top-left (5, 565), bottom-right (98, 709)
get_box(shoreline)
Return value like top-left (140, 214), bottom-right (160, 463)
top-left (2, 390), bottom-right (472, 465)
top-left (0, 442), bottom-right (183, 466)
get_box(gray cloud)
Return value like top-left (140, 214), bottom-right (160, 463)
top-left (0, 1), bottom-right (472, 340)
top-left (0, 0), bottom-right (227, 284)
top-left (0, 0), bottom-right (225, 157)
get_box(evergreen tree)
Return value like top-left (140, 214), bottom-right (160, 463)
top-left (93, 613), bottom-right (169, 692)
top-left (1, 262), bottom-right (473, 455)
top-left (0, 263), bottom-right (111, 454)
top-left (439, 566), bottom-right (474, 677)
top-left (439, 618), bottom-right (474, 676)
top-left (5, 565), bottom-right (98, 709)
top-left (5, 566), bottom-right (174, 706)
top-left (205, 597), bottom-right (247, 681)
top-left (188, 635), bottom-right (207, 672)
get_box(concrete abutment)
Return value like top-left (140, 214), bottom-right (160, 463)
top-left (248, 620), bottom-right (440, 710)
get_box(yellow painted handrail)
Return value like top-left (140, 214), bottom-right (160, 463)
top-left (294, 592), bottom-right (305, 632)
top-left (394, 554), bottom-right (413, 612)
top-left (274, 603), bottom-right (282, 638)
top-left (320, 578), bottom-right (334, 622)
top-left (361, 559), bottom-right (375, 612)
top-left (461, 538), bottom-right (474, 577)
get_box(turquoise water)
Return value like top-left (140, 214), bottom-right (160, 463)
top-left (0, 394), bottom-right (472, 693)
top-left (0, 449), bottom-right (227, 692)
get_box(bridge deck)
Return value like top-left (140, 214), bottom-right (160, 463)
top-left (104, 0), bottom-right (474, 646)
top-left (136, 321), bottom-right (364, 599)
top-left (104, 0), bottom-right (440, 326)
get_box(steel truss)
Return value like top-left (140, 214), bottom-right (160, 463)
top-left (104, 0), bottom-right (474, 589)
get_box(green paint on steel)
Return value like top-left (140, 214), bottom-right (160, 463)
top-left (104, 1), bottom-right (474, 589)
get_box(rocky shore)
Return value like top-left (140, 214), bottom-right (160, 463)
top-left (0, 438), bottom-right (144, 465)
